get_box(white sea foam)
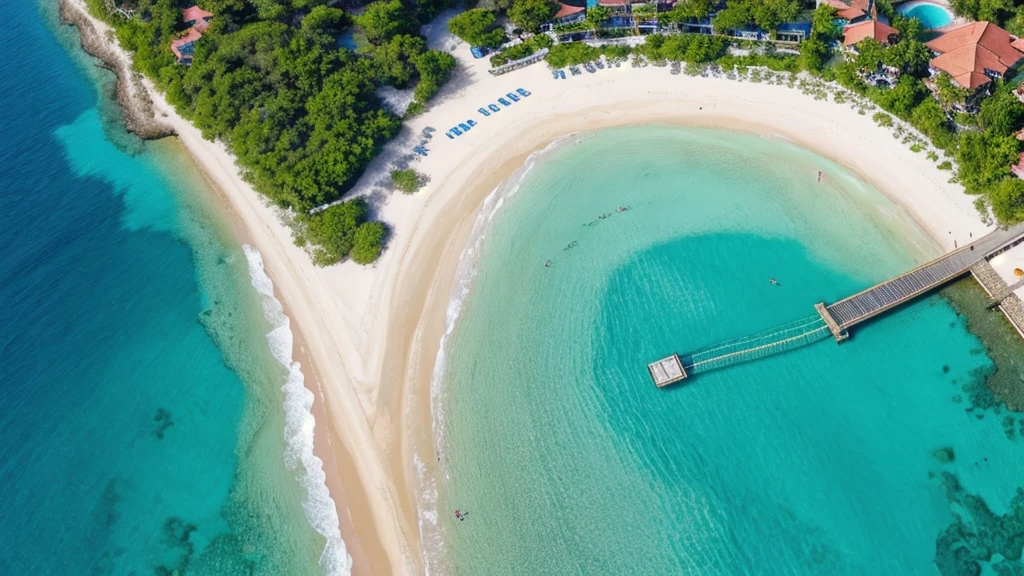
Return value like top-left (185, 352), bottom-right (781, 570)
top-left (243, 245), bottom-right (352, 576)
top-left (418, 134), bottom-right (576, 573)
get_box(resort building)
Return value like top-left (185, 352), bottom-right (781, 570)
top-left (925, 21), bottom-right (1024, 91)
top-left (182, 5), bottom-right (213, 32)
top-left (841, 18), bottom-right (899, 48)
top-left (170, 28), bottom-right (203, 64)
top-left (553, 2), bottom-right (586, 24)
top-left (597, 0), bottom-right (630, 14)
top-left (819, 0), bottom-right (871, 23)
top-left (170, 5), bottom-right (213, 65)
top-left (776, 22), bottom-right (812, 44)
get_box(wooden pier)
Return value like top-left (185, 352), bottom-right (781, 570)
top-left (814, 303), bottom-right (848, 342)
top-left (648, 354), bottom-right (687, 387)
top-left (824, 224), bottom-right (1024, 332)
top-left (649, 224), bottom-right (1024, 386)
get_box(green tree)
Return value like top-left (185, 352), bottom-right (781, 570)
top-left (749, 0), bottom-right (799, 31)
top-left (412, 49), bottom-right (456, 103)
top-left (448, 9), bottom-right (506, 47)
top-left (978, 90), bottom-right (1024, 136)
top-left (910, 99), bottom-right (955, 150)
top-left (672, 0), bottom-right (713, 20)
top-left (874, 75), bottom-right (928, 118)
top-left (884, 40), bottom-right (931, 77)
top-left (950, 0), bottom-right (1013, 22)
top-left (356, 0), bottom-right (416, 44)
top-left (304, 199), bottom-right (370, 266)
top-left (854, 37), bottom-right (887, 71)
top-left (989, 177), bottom-right (1024, 223)
top-left (712, 3), bottom-right (750, 32)
top-left (587, 5), bottom-right (611, 33)
top-left (810, 4), bottom-right (839, 41)
top-left (391, 168), bottom-right (423, 192)
top-left (800, 35), bottom-right (829, 72)
top-left (934, 72), bottom-right (971, 109)
top-left (301, 5), bottom-right (350, 35)
top-left (1006, 5), bottom-right (1024, 37)
top-left (350, 221), bottom-right (389, 264)
top-left (956, 130), bottom-right (1020, 195)
top-left (890, 14), bottom-right (922, 42)
top-left (509, 0), bottom-right (557, 33)
top-left (372, 34), bottom-right (427, 88)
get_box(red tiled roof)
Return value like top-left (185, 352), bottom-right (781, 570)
top-left (1012, 152), bottom-right (1024, 179)
top-left (182, 6), bottom-right (213, 31)
top-left (182, 6), bottom-right (212, 23)
top-left (823, 0), bottom-right (870, 21)
top-left (842, 19), bottom-right (899, 46)
top-left (170, 28), bottom-right (203, 60)
top-left (554, 2), bottom-right (585, 19)
top-left (926, 21), bottom-right (1024, 89)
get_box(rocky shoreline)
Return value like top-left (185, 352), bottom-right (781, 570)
top-left (58, 0), bottom-right (173, 140)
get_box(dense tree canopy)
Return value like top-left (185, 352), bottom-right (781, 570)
top-left (448, 9), bottom-right (506, 47)
top-left (91, 0), bottom-right (457, 265)
top-left (950, 0), bottom-right (1014, 22)
top-left (713, 0), bottom-right (800, 32)
top-left (508, 0), bottom-right (557, 33)
top-left (661, 0), bottom-right (714, 22)
top-left (303, 199), bottom-right (380, 266)
top-left (356, 0), bottom-right (417, 44)
top-left (978, 90), bottom-right (1024, 136)
top-left (956, 130), bottom-right (1020, 195)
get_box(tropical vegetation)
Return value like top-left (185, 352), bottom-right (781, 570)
top-left (85, 0), bottom-right (456, 265)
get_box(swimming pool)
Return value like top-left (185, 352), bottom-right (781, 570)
top-left (897, 2), bottom-right (954, 29)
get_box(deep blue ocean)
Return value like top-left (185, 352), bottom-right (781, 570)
top-left (0, 3), bottom-right (332, 574)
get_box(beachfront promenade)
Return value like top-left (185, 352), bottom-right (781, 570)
top-left (649, 224), bottom-right (1024, 387)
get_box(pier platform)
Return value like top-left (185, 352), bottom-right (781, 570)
top-left (648, 354), bottom-right (687, 387)
top-left (815, 303), bottom-right (848, 343)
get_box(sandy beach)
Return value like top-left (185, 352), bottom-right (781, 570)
top-left (61, 2), bottom-right (992, 572)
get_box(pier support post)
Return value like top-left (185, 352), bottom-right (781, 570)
top-left (815, 303), bottom-right (849, 343)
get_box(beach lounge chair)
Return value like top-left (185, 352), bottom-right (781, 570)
top-left (446, 131), bottom-right (455, 139)
top-left (595, 60), bottom-right (604, 69)
top-left (498, 97), bottom-right (511, 106)
top-left (585, 63), bottom-right (596, 73)
top-left (570, 66), bottom-right (581, 76)
top-left (506, 93), bottom-right (520, 102)
top-left (559, 70), bottom-right (566, 79)
top-left (459, 122), bottom-right (471, 131)
top-left (489, 103), bottom-right (501, 112)
top-left (467, 119), bottom-right (477, 127)
top-left (451, 126), bottom-right (462, 136)
top-left (478, 107), bottom-right (490, 116)
top-left (517, 88), bottom-right (531, 97)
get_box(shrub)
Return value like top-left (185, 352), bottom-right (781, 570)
top-left (350, 221), bottom-right (389, 264)
top-left (391, 169), bottom-right (423, 193)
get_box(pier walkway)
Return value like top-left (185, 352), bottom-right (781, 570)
top-left (649, 224), bottom-right (1024, 386)
top-left (824, 224), bottom-right (1024, 333)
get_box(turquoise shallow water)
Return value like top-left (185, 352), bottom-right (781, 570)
top-left (0, 2), bottom-right (337, 574)
top-left (898, 3), bottom-right (954, 29)
top-left (434, 126), bottom-right (1024, 574)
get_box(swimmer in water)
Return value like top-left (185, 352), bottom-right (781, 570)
top-left (769, 278), bottom-right (780, 286)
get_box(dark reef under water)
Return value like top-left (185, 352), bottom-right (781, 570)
top-left (934, 278), bottom-right (1024, 575)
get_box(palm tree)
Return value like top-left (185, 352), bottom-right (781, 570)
top-left (586, 5), bottom-right (611, 38)
top-left (632, 3), bottom-right (656, 35)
